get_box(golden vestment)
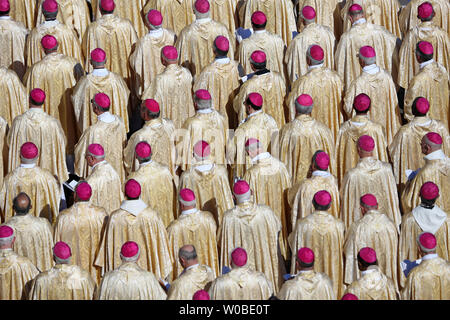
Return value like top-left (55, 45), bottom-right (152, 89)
top-left (74, 114), bottom-right (127, 183)
top-left (193, 58), bottom-right (241, 128)
top-left (389, 117), bottom-right (450, 187)
top-left (286, 65), bottom-right (343, 140)
top-left (82, 14), bottom-right (138, 86)
top-left (23, 52), bottom-right (82, 154)
top-left (0, 165), bottom-right (60, 224)
top-left (335, 21), bottom-right (397, 91)
top-left (36, 0), bottom-right (90, 41)
top-left (277, 270), bottom-right (336, 300)
top-left (0, 67), bottom-right (27, 126)
top-left (296, 0), bottom-right (342, 37)
top-left (403, 61), bottom-right (449, 129)
top-left (143, 0), bottom-right (195, 35)
top-left (208, 266), bottom-right (274, 300)
top-left (279, 114), bottom-right (336, 185)
top-left (25, 20), bottom-right (83, 68)
top-left (85, 160), bottom-right (124, 215)
top-left (7, 108), bottom-right (69, 183)
top-left (340, 157), bottom-right (401, 230)
top-left (343, 67), bottom-right (401, 145)
top-left (0, 248), bottom-right (39, 300)
top-left (141, 64), bottom-right (194, 129)
top-left (127, 161), bottom-right (177, 228)
top-left (244, 153), bottom-right (291, 259)
top-left (233, 71), bottom-right (286, 129)
top-left (398, 21), bottom-right (449, 90)
top-left (175, 18), bottom-right (235, 78)
top-left (4, 214), bottom-right (54, 272)
top-left (241, 0), bottom-right (297, 47)
top-left (343, 210), bottom-right (399, 290)
top-left (218, 200), bottom-right (284, 292)
top-left (0, 117), bottom-right (6, 188)
top-left (29, 264), bottom-right (96, 300)
top-left (9, 0), bottom-right (36, 30)
top-left (285, 23), bottom-right (335, 84)
top-left (336, 115), bottom-right (388, 184)
top-left (95, 200), bottom-right (173, 280)
top-left (178, 162), bottom-right (234, 226)
top-left (401, 255), bottom-right (450, 300)
top-left (209, 0), bottom-right (239, 36)
top-left (167, 209), bottom-right (219, 279)
top-left (0, 17), bottom-right (28, 80)
top-left (72, 71), bottom-right (130, 134)
top-left (129, 28), bottom-right (176, 97)
top-left (54, 202), bottom-right (108, 284)
top-left (97, 261), bottom-right (167, 300)
top-left (344, 266), bottom-right (399, 300)
top-left (167, 264), bottom-right (215, 300)
top-left (289, 210), bottom-right (345, 298)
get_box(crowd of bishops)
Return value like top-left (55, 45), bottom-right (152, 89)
top-left (0, 0), bottom-right (448, 301)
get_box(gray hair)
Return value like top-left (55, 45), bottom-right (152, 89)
top-left (54, 255), bottom-right (71, 264)
top-left (0, 234), bottom-right (14, 247)
top-left (295, 101), bottom-right (314, 114)
top-left (194, 10), bottom-right (210, 20)
top-left (359, 54), bottom-right (376, 66)
top-left (307, 45), bottom-right (324, 65)
top-left (179, 245), bottom-right (197, 261)
top-left (20, 156), bottom-right (38, 164)
top-left (195, 98), bottom-right (212, 110)
top-left (120, 250), bottom-right (140, 263)
top-left (91, 59), bottom-right (106, 68)
top-left (86, 151), bottom-right (105, 160)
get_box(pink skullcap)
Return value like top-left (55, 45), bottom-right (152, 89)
top-left (341, 293), bottom-right (359, 300)
top-left (233, 180), bottom-right (250, 195)
top-left (0, 0), bottom-right (9, 12)
top-left (358, 135), bottom-right (375, 152)
top-left (418, 2), bottom-right (433, 19)
top-left (121, 241), bottom-right (139, 258)
top-left (359, 46), bottom-right (376, 58)
top-left (0, 225), bottom-right (13, 238)
top-left (251, 11), bottom-right (266, 25)
top-left (42, 0), bottom-right (58, 13)
top-left (135, 141), bottom-right (152, 159)
top-left (349, 4), bottom-right (363, 12)
top-left (245, 138), bottom-right (260, 148)
top-left (315, 151), bottom-right (330, 170)
top-left (90, 48), bottom-right (106, 62)
top-left (250, 50), bottom-right (266, 63)
top-left (87, 143), bottom-right (104, 156)
top-left (361, 193), bottom-right (378, 206)
top-left (420, 181), bottom-right (439, 200)
top-left (53, 241), bottom-right (71, 259)
top-left (247, 92), bottom-right (263, 107)
top-left (194, 0), bottom-right (210, 13)
top-left (144, 99), bottom-right (160, 113)
top-left (147, 9), bottom-right (163, 26)
top-left (193, 290), bottom-right (210, 300)
top-left (309, 45), bottom-right (324, 61)
top-left (297, 247), bottom-right (315, 264)
top-left (93, 92), bottom-right (110, 109)
top-left (313, 190), bottom-right (332, 206)
top-left (359, 247), bottom-right (377, 263)
top-left (75, 182), bottom-right (92, 201)
top-left (179, 188), bottom-right (196, 202)
top-left (195, 89), bottom-right (212, 100)
top-left (418, 41), bottom-right (433, 55)
top-left (20, 142), bottom-right (38, 159)
top-left (296, 94), bottom-right (313, 107)
top-left (100, 0), bottom-right (115, 11)
top-left (41, 35), bottom-right (58, 49)
top-left (353, 93), bottom-right (371, 112)
top-left (30, 88), bottom-right (46, 104)
top-left (415, 97), bottom-right (429, 114)
top-left (418, 232), bottom-right (437, 250)
top-left (214, 36), bottom-right (229, 52)
top-left (125, 179), bottom-right (141, 198)
top-left (162, 45), bottom-right (178, 60)
top-left (231, 247), bottom-right (247, 267)
top-left (425, 132), bottom-right (442, 145)
top-left (193, 140), bottom-right (211, 158)
top-left (302, 6), bottom-right (316, 20)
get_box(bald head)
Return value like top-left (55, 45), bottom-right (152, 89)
top-left (421, 135), bottom-right (442, 155)
top-left (13, 193), bottom-right (32, 216)
top-left (178, 244), bottom-right (198, 269)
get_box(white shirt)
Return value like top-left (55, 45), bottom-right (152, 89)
top-left (422, 253), bottom-right (438, 261)
top-left (308, 63), bottom-right (324, 71)
top-left (148, 28), bottom-right (163, 38)
top-left (98, 112), bottom-right (115, 123)
top-left (139, 160), bottom-right (153, 168)
top-left (0, 16), bottom-right (11, 20)
top-left (424, 149), bottom-right (446, 161)
top-left (195, 163), bottom-right (214, 172)
top-left (20, 163), bottom-right (36, 169)
top-left (196, 18), bottom-right (211, 24)
top-left (419, 59), bottom-right (434, 69)
top-left (215, 57), bottom-right (230, 64)
top-left (91, 160), bottom-right (107, 170)
top-left (197, 108), bottom-right (213, 114)
top-left (352, 18), bottom-right (367, 26)
top-left (42, 20), bottom-right (59, 27)
top-left (251, 152), bottom-right (271, 163)
top-left (92, 68), bottom-right (109, 77)
top-left (312, 170), bottom-right (331, 178)
top-left (181, 208), bottom-right (198, 216)
top-left (362, 64), bottom-right (380, 75)
top-left (361, 268), bottom-right (377, 276)
top-left (254, 30), bottom-right (266, 34)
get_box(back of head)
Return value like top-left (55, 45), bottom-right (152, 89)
top-left (348, 4), bottom-right (364, 20)
top-left (120, 241), bottom-right (140, 262)
top-left (141, 99), bottom-right (161, 120)
top-left (353, 93), bottom-right (371, 115)
top-left (312, 190), bottom-right (332, 211)
top-left (295, 94), bottom-right (314, 115)
top-left (417, 232), bottom-right (437, 254)
top-left (357, 247), bottom-right (377, 270)
top-left (301, 6), bottom-right (316, 25)
top-left (416, 41), bottom-right (434, 63)
top-left (90, 48), bottom-right (107, 68)
top-left (312, 150), bottom-right (330, 172)
top-left (179, 244), bottom-right (198, 266)
top-left (194, 89), bottom-right (212, 110)
top-left (417, 2), bottom-right (434, 22)
top-left (420, 181), bottom-right (439, 208)
top-left (307, 44), bottom-right (324, 66)
top-left (135, 141), bottom-right (152, 163)
top-left (20, 142), bottom-right (39, 164)
top-left (100, 0), bottom-right (115, 15)
top-left (12, 192), bottom-right (32, 216)
top-left (146, 9), bottom-right (163, 30)
top-left (297, 247), bottom-right (315, 269)
top-left (0, 225), bottom-right (14, 248)
top-left (249, 50), bottom-right (267, 70)
top-left (231, 247), bottom-right (247, 268)
top-left (251, 11), bottom-right (267, 30)
top-left (0, 0), bottom-right (10, 16)
top-left (92, 92), bottom-right (111, 113)
top-left (42, 0), bottom-right (58, 20)
top-left (194, 0), bottom-right (210, 19)
top-left (53, 241), bottom-right (72, 264)
top-left (412, 97), bottom-right (430, 117)
top-left (359, 46), bottom-right (376, 66)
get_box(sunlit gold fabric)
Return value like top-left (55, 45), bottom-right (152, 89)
top-left (218, 200), bottom-right (284, 292)
top-left (97, 261), bottom-right (167, 300)
top-left (143, 0), bottom-right (195, 35)
top-left (0, 117), bottom-right (6, 188)
top-left (9, 0), bottom-right (36, 30)
top-left (277, 270), bottom-right (336, 300)
top-left (7, 108), bottom-right (69, 183)
top-left (167, 264), bottom-right (215, 300)
top-left (0, 67), bottom-right (27, 126)
top-left (296, 0), bottom-right (342, 37)
top-left (209, 0), bottom-right (239, 36)
top-left (54, 201), bottom-right (108, 284)
top-left (0, 17), bottom-right (28, 80)
top-left (289, 210), bottom-right (345, 298)
top-left (0, 248), bottom-right (39, 300)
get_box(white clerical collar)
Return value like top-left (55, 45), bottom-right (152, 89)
top-left (248, 110), bottom-right (263, 119)
top-left (308, 63), bottom-right (324, 71)
top-left (102, 14), bottom-right (114, 18)
top-left (363, 64), bottom-right (380, 74)
top-left (412, 205), bottom-right (447, 234)
top-left (43, 20), bottom-right (59, 27)
top-left (29, 107), bottom-right (45, 113)
top-left (254, 30), bottom-right (266, 34)
top-left (139, 160), bottom-right (153, 168)
top-left (422, 253), bottom-right (438, 261)
top-left (352, 18), bottom-right (366, 26)
top-left (251, 152), bottom-right (271, 163)
top-left (148, 28), bottom-right (163, 38)
top-left (413, 118), bottom-right (432, 126)
top-left (120, 199), bottom-right (148, 216)
top-left (350, 120), bottom-right (366, 127)
top-left (196, 18), bottom-right (211, 24)
top-left (20, 163), bottom-right (36, 168)
top-left (312, 170), bottom-right (331, 177)
top-left (98, 112), bottom-right (115, 123)
top-left (195, 163), bottom-right (214, 172)
top-left (215, 57), bottom-right (230, 64)
top-left (361, 268), bottom-right (377, 276)
top-left (181, 208), bottom-right (198, 216)
top-left (420, 59), bottom-right (434, 69)
top-left (298, 270), bottom-right (313, 274)
top-left (92, 160), bottom-right (106, 170)
top-left (92, 68), bottom-right (109, 77)
top-left (0, 16), bottom-right (10, 20)
top-left (424, 149), bottom-right (446, 161)
top-left (185, 263), bottom-right (199, 272)
top-left (197, 108), bottom-right (213, 114)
